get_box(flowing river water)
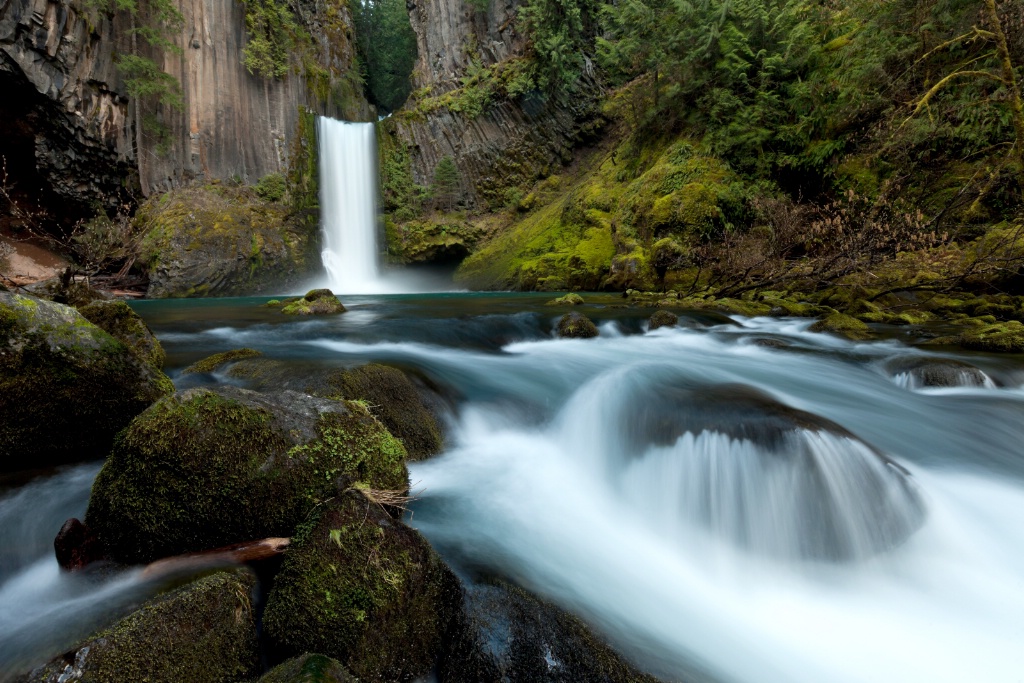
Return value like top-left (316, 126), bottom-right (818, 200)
top-left (3, 293), bottom-right (1024, 681)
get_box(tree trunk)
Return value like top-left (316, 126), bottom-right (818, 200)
top-left (985, 0), bottom-right (1024, 190)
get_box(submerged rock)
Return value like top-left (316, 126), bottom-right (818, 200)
top-left (77, 300), bottom-right (166, 369)
top-left (0, 292), bottom-right (173, 470)
top-left (885, 356), bottom-right (992, 389)
top-left (556, 312), bottom-right (598, 339)
top-left (648, 309), bottom-right (678, 330)
top-left (440, 579), bottom-right (661, 683)
top-left (259, 654), bottom-right (358, 683)
top-left (18, 569), bottom-right (259, 683)
top-left (614, 378), bottom-right (925, 561)
top-left (181, 348), bottom-right (263, 375)
top-left (86, 386), bottom-right (408, 564)
top-left (263, 490), bottom-right (462, 682)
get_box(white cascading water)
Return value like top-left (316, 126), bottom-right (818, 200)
top-left (317, 117), bottom-right (382, 293)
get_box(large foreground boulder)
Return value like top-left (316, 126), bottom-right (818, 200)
top-left (138, 186), bottom-right (320, 298)
top-left (86, 386), bottom-right (409, 564)
top-left (19, 569), bottom-right (259, 683)
top-left (0, 292), bottom-right (173, 470)
top-left (263, 491), bottom-right (462, 682)
top-left (441, 580), bottom-right (661, 683)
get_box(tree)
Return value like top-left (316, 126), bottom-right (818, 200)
top-left (353, 0), bottom-right (418, 112)
top-left (432, 156), bottom-right (461, 212)
top-left (905, 0), bottom-right (1024, 190)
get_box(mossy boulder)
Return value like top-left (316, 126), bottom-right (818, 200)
top-left (181, 348), bottom-right (263, 375)
top-left (19, 569), bottom-right (259, 683)
top-left (85, 386), bottom-right (409, 564)
top-left (808, 312), bottom-right (873, 340)
top-left (546, 293), bottom-right (585, 306)
top-left (279, 289), bottom-right (347, 316)
top-left (138, 185), bottom-right (320, 298)
top-left (259, 654), bottom-right (358, 683)
top-left (224, 360), bottom-right (447, 461)
top-left (77, 300), bottom-right (165, 368)
top-left (556, 312), bottom-right (598, 339)
top-left (263, 491), bottom-right (462, 682)
top-left (648, 309), bottom-right (679, 330)
top-left (440, 579), bottom-right (661, 683)
top-left (957, 321), bottom-right (1024, 353)
top-left (323, 364), bottom-right (444, 461)
top-left (0, 292), bottom-right (173, 471)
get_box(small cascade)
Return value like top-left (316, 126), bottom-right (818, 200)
top-left (317, 117), bottom-right (381, 293)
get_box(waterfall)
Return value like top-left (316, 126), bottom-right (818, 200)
top-left (317, 117), bottom-right (381, 293)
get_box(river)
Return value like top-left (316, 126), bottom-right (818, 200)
top-left (2, 293), bottom-right (1023, 682)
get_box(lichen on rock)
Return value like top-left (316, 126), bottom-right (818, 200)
top-left (181, 348), bottom-right (263, 375)
top-left (556, 311), bottom-right (598, 339)
top-left (77, 300), bottom-right (166, 369)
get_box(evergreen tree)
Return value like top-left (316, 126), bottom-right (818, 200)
top-left (353, 0), bottom-right (418, 112)
top-left (432, 156), bottom-right (461, 212)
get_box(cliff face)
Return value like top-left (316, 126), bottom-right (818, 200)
top-left (0, 0), bottom-right (368, 227)
top-left (0, 0), bottom-right (136, 227)
top-left (389, 0), bottom-right (603, 210)
top-left (140, 0), bottom-right (371, 194)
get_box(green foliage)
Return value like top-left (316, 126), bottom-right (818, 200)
top-left (432, 156), bottom-right (461, 211)
top-left (518, 0), bottom-right (597, 91)
top-left (117, 54), bottom-right (183, 109)
top-left (255, 172), bottom-right (287, 201)
top-left (241, 0), bottom-right (303, 79)
top-left (352, 0), bottom-right (418, 112)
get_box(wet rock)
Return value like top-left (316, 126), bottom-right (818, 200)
top-left (18, 569), bottom-right (259, 683)
top-left (77, 300), bottom-right (165, 369)
top-left (885, 356), bottom-right (992, 389)
top-left (0, 292), bottom-right (173, 471)
top-left (556, 312), bottom-right (598, 339)
top-left (614, 378), bottom-right (926, 561)
top-left (181, 348), bottom-right (263, 375)
top-left (648, 310), bottom-right (678, 330)
top-left (85, 386), bottom-right (408, 564)
top-left (259, 654), bottom-right (358, 683)
top-left (279, 289), bottom-right (347, 315)
top-left (263, 490), bottom-right (462, 682)
top-left (440, 579), bottom-right (661, 683)
top-left (956, 321), bottom-right (1024, 353)
top-left (546, 293), bottom-right (585, 306)
top-left (54, 518), bottom-right (105, 572)
top-left (808, 312), bottom-right (872, 340)
top-left (226, 360), bottom-right (447, 460)
top-left (753, 338), bottom-right (790, 348)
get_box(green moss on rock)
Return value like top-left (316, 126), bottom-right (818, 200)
top-left (281, 290), bottom-right (346, 315)
top-left (77, 300), bottom-right (166, 368)
top-left (263, 491), bottom-right (462, 682)
top-left (0, 293), bottom-right (173, 471)
top-left (85, 386), bottom-right (409, 564)
top-left (649, 309), bottom-right (679, 330)
top-left (138, 185), bottom-right (320, 299)
top-left (23, 570), bottom-right (259, 682)
top-left (259, 654), bottom-right (358, 683)
top-left (957, 321), bottom-right (1024, 353)
top-left (546, 293), bottom-right (585, 306)
top-left (556, 311), bottom-right (599, 339)
top-left (808, 312), bottom-right (873, 340)
top-left (181, 348), bottom-right (263, 374)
